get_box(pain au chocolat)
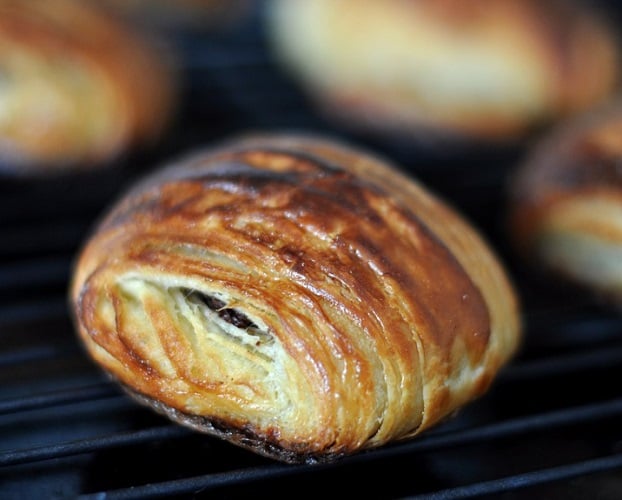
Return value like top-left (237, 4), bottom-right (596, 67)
top-left (0, 0), bottom-right (176, 175)
top-left (267, 0), bottom-right (619, 143)
top-left (509, 99), bottom-right (622, 306)
top-left (71, 134), bottom-right (521, 463)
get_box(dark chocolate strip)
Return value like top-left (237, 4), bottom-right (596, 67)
top-left (182, 288), bottom-right (258, 329)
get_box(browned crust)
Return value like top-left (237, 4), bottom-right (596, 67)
top-left (71, 133), bottom-right (520, 463)
top-left (122, 383), bottom-right (347, 464)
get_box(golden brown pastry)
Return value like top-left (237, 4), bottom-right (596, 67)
top-left (509, 98), bottom-right (622, 305)
top-left (267, 0), bottom-right (619, 142)
top-left (0, 0), bottom-right (176, 175)
top-left (71, 133), bottom-right (521, 463)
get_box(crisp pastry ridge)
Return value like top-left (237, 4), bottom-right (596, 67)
top-left (0, 0), bottom-right (176, 174)
top-left (71, 133), bottom-right (521, 463)
top-left (509, 99), bottom-right (622, 305)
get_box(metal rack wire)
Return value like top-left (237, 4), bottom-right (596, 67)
top-left (2, 3), bottom-right (622, 499)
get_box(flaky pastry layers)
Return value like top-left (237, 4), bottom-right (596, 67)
top-left (0, 0), bottom-right (176, 174)
top-left (71, 134), bottom-right (521, 463)
top-left (268, 0), bottom-right (619, 142)
top-left (510, 100), bottom-right (622, 305)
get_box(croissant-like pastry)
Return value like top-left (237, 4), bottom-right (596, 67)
top-left (267, 0), bottom-right (619, 142)
top-left (0, 0), bottom-right (176, 174)
top-left (71, 133), bottom-right (521, 463)
top-left (509, 99), bottom-right (622, 305)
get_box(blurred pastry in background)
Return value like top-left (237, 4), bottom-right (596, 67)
top-left (96, 0), bottom-right (252, 33)
top-left (0, 0), bottom-right (177, 176)
top-left (267, 0), bottom-right (620, 144)
top-left (508, 98), bottom-right (622, 306)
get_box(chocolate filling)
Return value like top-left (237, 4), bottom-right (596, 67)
top-left (182, 289), bottom-right (258, 330)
